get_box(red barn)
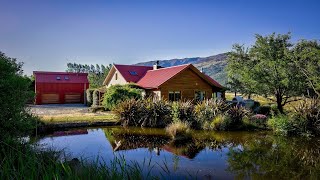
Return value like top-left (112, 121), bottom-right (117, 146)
top-left (33, 71), bottom-right (89, 104)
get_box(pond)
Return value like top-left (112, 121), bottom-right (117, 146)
top-left (34, 126), bottom-right (320, 179)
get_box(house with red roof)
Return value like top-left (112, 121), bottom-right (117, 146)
top-left (103, 63), bottom-right (224, 101)
top-left (34, 71), bottom-right (89, 104)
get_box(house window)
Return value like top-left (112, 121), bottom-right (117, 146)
top-left (195, 91), bottom-right (206, 101)
top-left (169, 91), bottom-right (181, 101)
top-left (115, 73), bottom-right (118, 80)
top-left (64, 76), bottom-right (69, 80)
top-left (129, 71), bottom-right (138, 75)
top-left (56, 76), bottom-right (61, 80)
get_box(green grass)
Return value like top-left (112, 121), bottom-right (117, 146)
top-left (225, 92), bottom-right (272, 105)
top-left (225, 92), bottom-right (305, 111)
top-left (40, 113), bottom-right (118, 124)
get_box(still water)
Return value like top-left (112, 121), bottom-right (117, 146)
top-left (35, 126), bottom-right (320, 179)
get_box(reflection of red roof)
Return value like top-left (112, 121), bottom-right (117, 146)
top-left (137, 64), bottom-right (190, 89)
top-left (162, 145), bottom-right (191, 159)
top-left (114, 64), bottom-right (153, 83)
top-left (34, 71), bottom-right (89, 84)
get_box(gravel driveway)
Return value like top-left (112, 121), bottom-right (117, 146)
top-left (28, 104), bottom-right (93, 116)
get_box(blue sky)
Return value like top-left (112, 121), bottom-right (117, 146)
top-left (1, 0), bottom-right (319, 75)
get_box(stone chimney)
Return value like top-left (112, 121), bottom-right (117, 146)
top-left (153, 61), bottom-right (160, 70)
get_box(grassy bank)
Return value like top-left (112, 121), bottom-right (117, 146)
top-left (0, 139), bottom-right (159, 179)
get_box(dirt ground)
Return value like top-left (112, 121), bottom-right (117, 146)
top-left (28, 104), bottom-right (117, 125)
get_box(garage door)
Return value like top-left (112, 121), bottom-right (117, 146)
top-left (65, 93), bottom-right (81, 103)
top-left (42, 94), bottom-right (59, 104)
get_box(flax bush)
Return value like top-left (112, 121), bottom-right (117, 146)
top-left (141, 98), bottom-right (171, 127)
top-left (114, 98), bottom-right (171, 127)
top-left (225, 106), bottom-right (251, 128)
top-left (113, 99), bottom-right (145, 126)
top-left (292, 98), bottom-right (320, 135)
top-left (194, 99), bottom-right (229, 128)
top-left (170, 101), bottom-right (196, 128)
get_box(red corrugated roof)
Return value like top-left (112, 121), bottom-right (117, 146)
top-left (34, 71), bottom-right (89, 84)
top-left (137, 64), bottom-right (190, 89)
top-left (114, 64), bottom-right (153, 83)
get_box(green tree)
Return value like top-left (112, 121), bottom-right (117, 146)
top-left (0, 52), bottom-right (37, 139)
top-left (66, 63), bottom-right (112, 88)
top-left (227, 33), bottom-right (305, 113)
top-left (226, 44), bottom-right (255, 97)
top-left (292, 40), bottom-right (320, 97)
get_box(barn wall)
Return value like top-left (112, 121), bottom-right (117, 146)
top-left (159, 69), bottom-right (213, 101)
top-left (35, 83), bottom-right (89, 104)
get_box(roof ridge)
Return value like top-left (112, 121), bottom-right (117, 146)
top-left (114, 64), bottom-right (152, 68)
top-left (33, 71), bottom-right (88, 74)
top-left (147, 63), bottom-right (191, 72)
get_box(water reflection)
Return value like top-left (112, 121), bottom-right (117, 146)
top-left (36, 126), bottom-right (320, 179)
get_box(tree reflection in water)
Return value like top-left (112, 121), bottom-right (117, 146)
top-left (227, 136), bottom-right (320, 179)
top-left (103, 127), bottom-right (320, 179)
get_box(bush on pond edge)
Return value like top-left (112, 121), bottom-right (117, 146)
top-left (267, 98), bottom-right (320, 136)
top-left (114, 98), bottom-right (171, 128)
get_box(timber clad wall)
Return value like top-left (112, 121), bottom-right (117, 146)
top-left (159, 69), bottom-right (213, 100)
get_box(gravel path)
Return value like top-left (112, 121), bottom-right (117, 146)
top-left (28, 104), bottom-right (96, 116)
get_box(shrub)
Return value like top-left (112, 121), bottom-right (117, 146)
top-left (114, 98), bottom-right (171, 127)
top-left (255, 105), bottom-right (271, 115)
top-left (166, 121), bottom-right (191, 140)
top-left (268, 98), bottom-right (320, 136)
top-left (171, 102), bottom-right (181, 123)
top-left (225, 106), bottom-right (251, 129)
top-left (252, 101), bottom-right (261, 110)
top-left (86, 89), bottom-right (94, 107)
top-left (141, 98), bottom-right (172, 127)
top-left (250, 114), bottom-right (268, 128)
top-left (103, 85), bottom-right (142, 110)
top-left (292, 98), bottom-right (320, 134)
top-left (170, 101), bottom-right (196, 127)
top-left (0, 52), bottom-right (38, 139)
top-left (113, 99), bottom-right (145, 126)
top-left (267, 115), bottom-right (296, 136)
top-left (270, 104), bottom-right (280, 116)
top-left (194, 99), bottom-right (229, 126)
top-left (204, 114), bottom-right (226, 130)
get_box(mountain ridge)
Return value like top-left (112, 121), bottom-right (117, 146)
top-left (135, 53), bottom-right (228, 85)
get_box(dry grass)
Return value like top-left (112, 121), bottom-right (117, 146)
top-left (39, 113), bottom-right (118, 124)
top-left (225, 92), bottom-right (272, 105)
top-left (225, 92), bottom-right (305, 111)
top-left (166, 121), bottom-right (191, 139)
